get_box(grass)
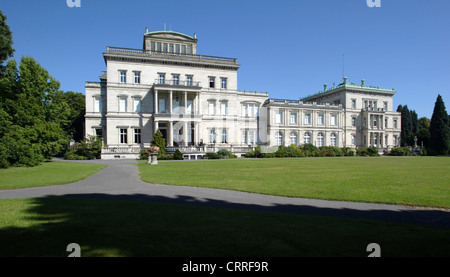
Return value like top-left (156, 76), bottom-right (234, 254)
top-left (0, 161), bottom-right (107, 190)
top-left (0, 197), bottom-right (449, 257)
top-left (137, 156), bottom-right (450, 208)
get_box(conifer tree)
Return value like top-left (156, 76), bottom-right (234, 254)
top-left (429, 95), bottom-right (450, 155)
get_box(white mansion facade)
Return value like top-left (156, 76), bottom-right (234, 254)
top-left (85, 30), bottom-right (401, 159)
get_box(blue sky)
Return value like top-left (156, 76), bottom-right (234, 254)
top-left (1, 0), bottom-right (449, 118)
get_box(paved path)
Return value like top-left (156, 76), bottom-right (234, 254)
top-left (1, 159), bottom-right (449, 228)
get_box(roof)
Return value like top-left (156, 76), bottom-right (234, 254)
top-left (301, 77), bottom-right (396, 101)
top-left (144, 31), bottom-right (197, 41)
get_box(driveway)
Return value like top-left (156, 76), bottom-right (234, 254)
top-left (1, 159), bottom-right (449, 228)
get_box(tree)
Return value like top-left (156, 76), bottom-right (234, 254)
top-left (417, 117), bottom-right (430, 148)
top-left (0, 57), bottom-right (69, 167)
top-left (428, 95), bottom-right (450, 155)
top-left (0, 9), bottom-right (14, 72)
top-left (151, 130), bottom-right (166, 154)
top-left (397, 105), bottom-right (413, 146)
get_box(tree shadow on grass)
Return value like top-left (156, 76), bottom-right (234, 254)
top-left (0, 193), bottom-right (449, 257)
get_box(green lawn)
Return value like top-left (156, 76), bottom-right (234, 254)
top-left (0, 161), bottom-right (107, 190)
top-left (0, 197), bottom-right (448, 257)
top-left (137, 157), bottom-right (450, 208)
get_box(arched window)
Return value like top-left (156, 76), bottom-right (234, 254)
top-left (304, 132), bottom-right (311, 144)
top-left (290, 132), bottom-right (298, 146)
top-left (317, 133), bottom-right (324, 147)
top-left (330, 133), bottom-right (337, 147)
top-left (276, 131), bottom-right (284, 146)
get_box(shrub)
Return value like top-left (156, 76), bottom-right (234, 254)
top-left (388, 147), bottom-right (412, 156)
top-left (204, 152), bottom-right (222, 159)
top-left (139, 148), bottom-right (150, 160)
top-left (64, 135), bottom-right (101, 160)
top-left (217, 149), bottom-right (237, 159)
top-left (341, 147), bottom-right (356, 156)
top-left (301, 143), bottom-right (318, 157)
top-left (318, 146), bottom-right (343, 157)
top-left (174, 149), bottom-right (184, 160)
top-left (158, 154), bottom-right (174, 160)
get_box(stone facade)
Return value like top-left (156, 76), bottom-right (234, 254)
top-left (85, 30), bottom-right (401, 159)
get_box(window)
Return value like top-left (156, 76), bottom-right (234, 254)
top-left (208, 100), bottom-right (215, 115)
top-left (242, 130), bottom-right (248, 144)
top-left (330, 114), bottom-right (337, 126)
top-left (120, 129), bottom-right (128, 144)
top-left (290, 132), bottom-right (298, 145)
top-left (352, 117), bottom-right (356, 127)
top-left (385, 135), bottom-right (388, 146)
top-left (181, 45), bottom-right (186, 54)
top-left (384, 102), bottom-right (388, 111)
top-left (317, 133), bottom-right (324, 147)
top-left (275, 110), bottom-right (283, 124)
top-left (186, 76), bottom-right (193, 86)
top-left (209, 77), bottom-right (215, 88)
top-left (175, 44), bottom-right (180, 53)
top-left (304, 113), bottom-right (311, 124)
top-left (187, 45), bottom-right (192, 55)
top-left (169, 44), bottom-right (174, 53)
top-left (134, 129), bottom-right (142, 144)
top-left (150, 42), bottom-right (155, 51)
top-left (249, 130), bottom-right (256, 145)
top-left (352, 99), bottom-right (356, 109)
top-left (120, 71), bottom-right (127, 83)
top-left (159, 99), bottom-right (166, 113)
top-left (222, 129), bottom-right (227, 144)
top-left (157, 42), bottom-right (162, 52)
top-left (173, 75), bottom-right (180, 85)
top-left (330, 133), bottom-right (337, 147)
top-left (318, 114), bottom-right (324, 125)
top-left (158, 74), bottom-right (165, 84)
top-left (220, 101), bottom-right (227, 115)
top-left (304, 132), bottom-right (311, 144)
top-left (134, 71), bottom-right (141, 84)
top-left (186, 100), bottom-right (193, 114)
top-left (373, 116), bottom-right (378, 127)
top-left (163, 43), bottom-right (168, 52)
top-left (94, 97), bottom-right (101, 113)
top-left (133, 98), bottom-right (141, 113)
top-left (276, 132), bottom-right (284, 146)
top-left (209, 129), bottom-right (216, 144)
top-left (221, 78), bottom-right (227, 89)
top-left (393, 119), bottom-right (398, 129)
top-left (352, 134), bottom-right (356, 145)
top-left (290, 112), bottom-right (297, 124)
top-left (119, 97), bottom-right (127, 112)
top-left (95, 128), bottom-right (103, 139)
top-left (385, 118), bottom-right (388, 128)
top-left (242, 103), bottom-right (259, 117)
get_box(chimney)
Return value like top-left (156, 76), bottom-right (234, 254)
top-left (343, 77), bottom-right (348, 84)
top-left (323, 84), bottom-right (328, 91)
top-left (194, 33), bottom-right (197, 39)
top-left (145, 27), bottom-right (149, 33)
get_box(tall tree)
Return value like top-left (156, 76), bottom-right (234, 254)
top-left (429, 95), bottom-right (450, 155)
top-left (417, 117), bottom-right (430, 148)
top-left (0, 57), bottom-right (69, 167)
top-left (0, 9), bottom-right (14, 72)
top-left (398, 105), bottom-right (413, 146)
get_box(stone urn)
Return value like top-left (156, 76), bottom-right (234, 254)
top-left (148, 153), bottom-right (158, 165)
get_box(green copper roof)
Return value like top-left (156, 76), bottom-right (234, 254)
top-left (301, 78), bottom-right (396, 101)
top-left (144, 30), bottom-right (197, 40)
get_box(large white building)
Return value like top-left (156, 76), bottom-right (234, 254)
top-left (85, 29), bottom-right (401, 159)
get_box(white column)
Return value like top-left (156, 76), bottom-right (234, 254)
top-left (183, 121), bottom-right (188, 146)
top-left (168, 121), bottom-right (174, 147)
top-left (154, 89), bottom-right (158, 114)
top-left (184, 91), bottom-right (188, 114)
top-left (169, 90), bottom-right (173, 114)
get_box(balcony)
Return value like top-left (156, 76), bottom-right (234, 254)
top-left (154, 79), bottom-right (201, 88)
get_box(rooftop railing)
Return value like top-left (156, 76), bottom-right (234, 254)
top-left (106, 46), bottom-right (238, 65)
